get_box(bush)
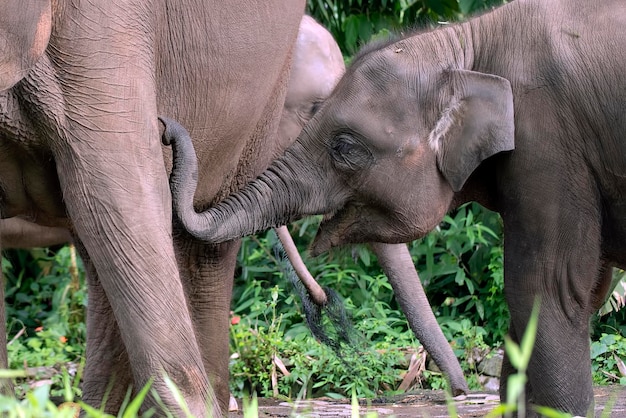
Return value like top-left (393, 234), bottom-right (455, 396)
top-left (229, 289), bottom-right (415, 399)
top-left (231, 204), bottom-right (509, 396)
top-left (3, 246), bottom-right (86, 397)
top-left (306, 0), bottom-right (507, 55)
top-left (410, 203), bottom-right (508, 345)
top-left (591, 333), bottom-right (626, 385)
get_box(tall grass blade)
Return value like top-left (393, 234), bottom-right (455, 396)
top-left (122, 379), bottom-right (153, 418)
top-left (162, 374), bottom-right (194, 418)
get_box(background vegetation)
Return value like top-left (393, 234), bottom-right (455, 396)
top-left (2, 0), bottom-right (625, 406)
top-left (306, 0), bottom-right (508, 54)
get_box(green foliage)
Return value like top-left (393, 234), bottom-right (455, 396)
top-left (3, 245), bottom-right (86, 397)
top-left (0, 374), bottom-right (191, 418)
top-left (593, 270), bottom-right (626, 338)
top-left (229, 302), bottom-right (410, 399)
top-left (232, 202), bottom-right (626, 398)
top-left (0, 383), bottom-right (78, 418)
top-left (231, 265), bottom-right (416, 398)
top-left (410, 203), bottom-right (508, 345)
top-left (231, 209), bottom-right (505, 398)
top-left (591, 333), bottom-right (626, 385)
top-left (306, 0), bottom-right (507, 55)
top-left (4, 202), bottom-right (625, 405)
top-left (4, 246), bottom-right (86, 347)
top-left (229, 285), bottom-right (286, 397)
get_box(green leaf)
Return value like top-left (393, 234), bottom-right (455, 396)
top-left (243, 393), bottom-right (259, 418)
top-left (343, 15), bottom-right (361, 53)
top-left (351, 389), bottom-right (359, 418)
top-left (601, 333), bottom-right (617, 346)
top-left (454, 269), bottom-right (466, 286)
top-left (27, 338), bottom-right (43, 350)
top-left (485, 403), bottom-right (517, 418)
top-left (519, 300), bottom-right (540, 369)
top-left (505, 373), bottom-right (526, 406)
top-left (475, 300), bottom-right (485, 320)
top-left (0, 369), bottom-right (28, 379)
top-left (79, 401), bottom-right (116, 418)
top-left (591, 341), bottom-right (608, 359)
top-left (122, 379), bottom-right (153, 418)
top-left (163, 374), bottom-right (194, 418)
top-left (459, 0), bottom-right (477, 15)
top-left (532, 405), bottom-right (574, 418)
top-left (356, 245), bottom-right (371, 266)
top-left (504, 335), bottom-right (523, 370)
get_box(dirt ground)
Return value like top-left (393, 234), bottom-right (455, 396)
top-left (230, 386), bottom-right (626, 417)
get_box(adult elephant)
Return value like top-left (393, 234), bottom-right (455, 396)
top-left (163, 0), bottom-right (626, 415)
top-left (1, 6), bottom-right (468, 405)
top-left (1, 0), bottom-right (305, 415)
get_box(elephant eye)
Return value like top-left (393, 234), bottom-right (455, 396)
top-left (329, 134), bottom-right (372, 171)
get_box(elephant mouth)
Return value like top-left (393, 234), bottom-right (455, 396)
top-left (310, 213), bottom-right (353, 256)
top-left (309, 201), bottom-right (431, 256)
top-left (310, 204), bottom-right (374, 256)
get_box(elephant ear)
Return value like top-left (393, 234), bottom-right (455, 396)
top-left (0, 0), bottom-right (52, 91)
top-left (429, 69), bottom-right (515, 192)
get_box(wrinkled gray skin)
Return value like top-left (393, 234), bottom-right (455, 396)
top-left (165, 0), bottom-right (626, 415)
top-left (277, 16), bottom-right (468, 396)
top-left (0, 0), bottom-right (305, 415)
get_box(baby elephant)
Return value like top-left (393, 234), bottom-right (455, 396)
top-left (276, 15), bottom-right (468, 396)
top-left (168, 13), bottom-right (469, 398)
top-left (164, 0), bottom-right (626, 415)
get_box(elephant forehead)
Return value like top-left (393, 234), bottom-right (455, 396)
top-left (327, 96), bottom-right (420, 152)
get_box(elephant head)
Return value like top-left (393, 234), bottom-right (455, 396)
top-left (0, 0), bottom-right (52, 91)
top-left (163, 40), bottom-right (514, 254)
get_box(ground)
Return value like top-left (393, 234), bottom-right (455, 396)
top-left (230, 386), bottom-right (626, 417)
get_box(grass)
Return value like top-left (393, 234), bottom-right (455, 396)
top-left (2, 207), bottom-right (625, 415)
top-left (4, 302), bottom-right (616, 417)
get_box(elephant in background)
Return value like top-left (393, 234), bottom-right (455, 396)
top-left (163, 0), bottom-right (626, 415)
top-left (1, 0), bottom-right (306, 415)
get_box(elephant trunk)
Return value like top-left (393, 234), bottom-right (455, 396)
top-left (370, 242), bottom-right (469, 397)
top-left (161, 117), bottom-right (329, 242)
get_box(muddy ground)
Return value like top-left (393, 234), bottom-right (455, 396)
top-left (230, 386), bottom-right (626, 417)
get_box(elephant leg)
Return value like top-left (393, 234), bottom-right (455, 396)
top-left (370, 242), bottom-right (469, 396)
top-left (53, 134), bottom-right (215, 416)
top-left (74, 242), bottom-right (132, 412)
top-left (591, 262), bottom-right (614, 311)
top-left (175, 235), bottom-right (239, 413)
top-left (13, 8), bottom-right (216, 414)
top-left (502, 199), bottom-right (600, 416)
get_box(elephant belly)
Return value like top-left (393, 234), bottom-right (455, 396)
top-left (155, 0), bottom-right (304, 206)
